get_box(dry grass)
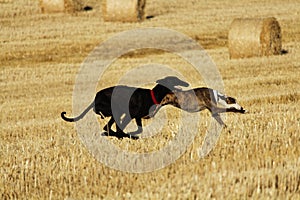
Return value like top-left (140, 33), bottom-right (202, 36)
top-left (1, 0), bottom-right (300, 199)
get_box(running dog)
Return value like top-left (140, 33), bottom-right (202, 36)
top-left (151, 87), bottom-right (246, 126)
top-left (61, 76), bottom-right (189, 139)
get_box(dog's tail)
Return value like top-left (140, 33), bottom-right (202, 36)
top-left (61, 102), bottom-right (94, 122)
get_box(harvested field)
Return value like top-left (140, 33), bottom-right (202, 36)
top-left (1, 0), bottom-right (300, 199)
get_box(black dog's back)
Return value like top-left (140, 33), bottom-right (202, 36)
top-left (95, 86), bottom-right (153, 119)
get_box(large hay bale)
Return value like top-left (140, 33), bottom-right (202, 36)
top-left (228, 17), bottom-right (282, 59)
top-left (102, 0), bottom-right (146, 22)
top-left (39, 0), bottom-right (84, 13)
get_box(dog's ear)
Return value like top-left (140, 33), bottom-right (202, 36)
top-left (173, 85), bottom-right (183, 91)
top-left (155, 78), bottom-right (163, 85)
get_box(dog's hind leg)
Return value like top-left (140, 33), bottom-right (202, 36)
top-left (103, 117), bottom-right (115, 132)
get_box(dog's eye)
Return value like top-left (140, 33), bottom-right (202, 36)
top-left (226, 97), bottom-right (236, 104)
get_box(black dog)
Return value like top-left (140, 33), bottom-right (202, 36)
top-left (61, 76), bottom-right (189, 139)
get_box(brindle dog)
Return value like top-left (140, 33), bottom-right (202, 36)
top-left (151, 87), bottom-right (246, 126)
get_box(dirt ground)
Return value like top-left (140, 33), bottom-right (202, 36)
top-left (1, 0), bottom-right (300, 199)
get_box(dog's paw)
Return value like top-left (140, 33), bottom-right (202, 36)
top-left (129, 135), bottom-right (139, 140)
top-left (101, 131), bottom-right (109, 136)
top-left (101, 131), bottom-right (119, 138)
top-left (116, 134), bottom-right (139, 140)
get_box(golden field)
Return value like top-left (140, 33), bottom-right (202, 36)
top-left (1, 0), bottom-right (300, 199)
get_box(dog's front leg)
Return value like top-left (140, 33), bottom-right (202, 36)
top-left (146, 105), bottom-right (162, 118)
top-left (124, 118), bottom-right (142, 139)
top-left (212, 113), bottom-right (226, 127)
top-left (123, 118), bottom-right (143, 135)
top-left (135, 118), bottom-right (143, 134)
top-left (115, 114), bottom-right (130, 133)
top-left (116, 115), bottom-right (139, 139)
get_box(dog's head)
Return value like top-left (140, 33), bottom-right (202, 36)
top-left (215, 91), bottom-right (245, 112)
top-left (156, 76), bottom-right (189, 91)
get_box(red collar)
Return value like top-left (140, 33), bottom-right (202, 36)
top-left (150, 90), bottom-right (159, 105)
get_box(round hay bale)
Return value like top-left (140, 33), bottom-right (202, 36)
top-left (228, 17), bottom-right (282, 59)
top-left (102, 0), bottom-right (146, 22)
top-left (39, 0), bottom-right (84, 13)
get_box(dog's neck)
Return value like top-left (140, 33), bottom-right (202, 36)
top-left (212, 89), bottom-right (219, 102)
top-left (150, 90), bottom-right (159, 105)
top-left (152, 84), bottom-right (171, 104)
top-left (213, 89), bottom-right (227, 107)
